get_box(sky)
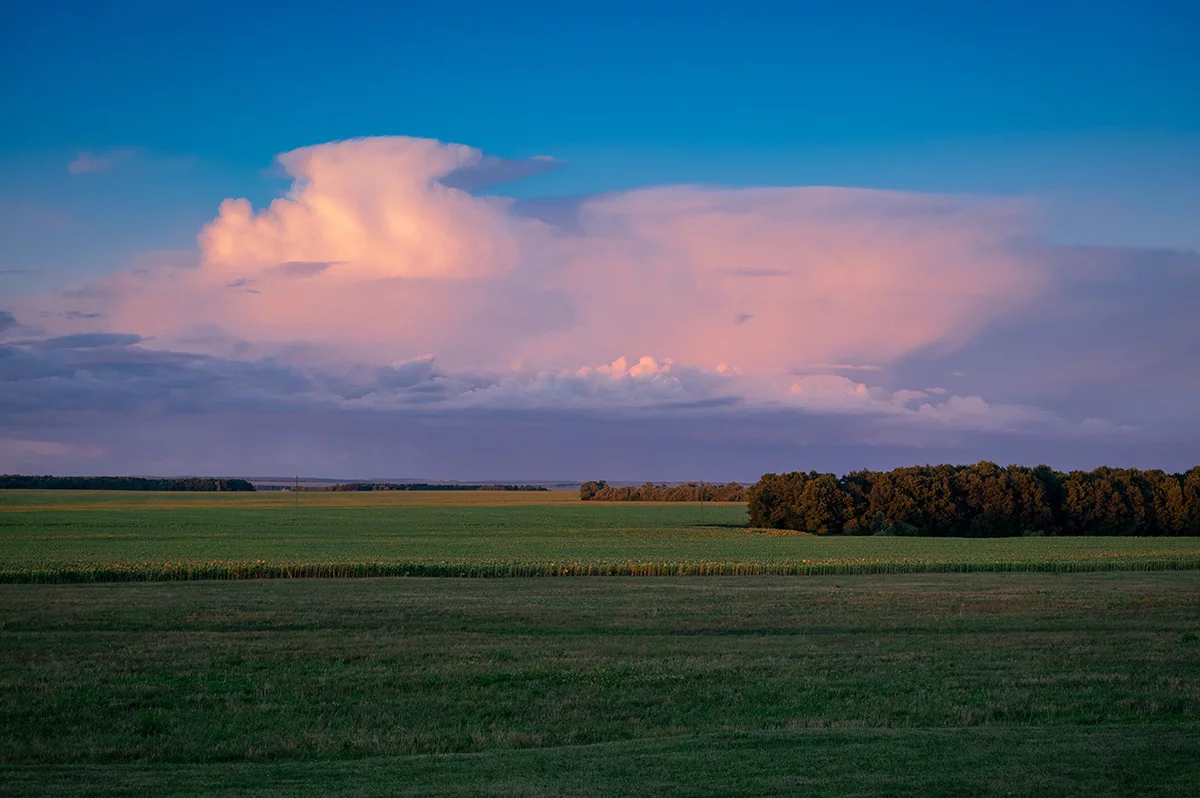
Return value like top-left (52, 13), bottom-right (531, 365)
top-left (0, 0), bottom-right (1197, 480)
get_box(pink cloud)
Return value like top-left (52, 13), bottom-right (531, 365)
top-left (45, 137), bottom-right (1042, 373)
top-left (198, 137), bottom-right (529, 281)
top-left (23, 135), bottom-right (1070, 432)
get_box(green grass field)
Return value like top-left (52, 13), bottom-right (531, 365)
top-left (3, 491), bottom-right (1200, 795)
top-left (2, 573), bottom-right (1199, 795)
top-left (3, 490), bottom-right (1200, 581)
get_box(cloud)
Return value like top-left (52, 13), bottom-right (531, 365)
top-left (0, 329), bottom-right (1073, 436)
top-left (67, 148), bottom-right (139, 175)
top-left (769, 374), bottom-right (1059, 433)
top-left (0, 339), bottom-right (316, 417)
top-left (728, 267), bottom-right (790, 278)
top-left (0, 332), bottom-right (1191, 477)
top-left (0, 312), bottom-right (15, 334)
top-left (276, 261), bottom-right (336, 278)
top-left (911, 394), bottom-right (1053, 431)
top-left (197, 137), bottom-right (525, 282)
top-left (793, 364), bottom-right (882, 373)
top-left (10, 135), bottom-right (1200, 475)
top-left (39, 333), bottom-right (143, 349)
top-left (438, 154), bottom-right (561, 191)
top-left (0, 438), bottom-right (104, 460)
top-left (889, 244), bottom-right (1200, 431)
top-left (34, 137), bottom-right (1046, 380)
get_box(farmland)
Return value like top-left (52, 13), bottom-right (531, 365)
top-left (3, 490), bottom-right (1200, 795)
top-left (2, 573), bottom-right (1200, 795)
top-left (3, 490), bottom-right (1200, 581)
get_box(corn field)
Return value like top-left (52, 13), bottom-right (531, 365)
top-left (4, 490), bottom-right (1200, 583)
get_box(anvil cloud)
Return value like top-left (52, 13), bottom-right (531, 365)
top-left (3, 137), bottom-right (1197, 478)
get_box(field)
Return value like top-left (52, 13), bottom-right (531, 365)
top-left (4, 490), bottom-right (1200, 581)
top-left (2, 491), bottom-right (1200, 795)
top-left (2, 574), bottom-right (1200, 795)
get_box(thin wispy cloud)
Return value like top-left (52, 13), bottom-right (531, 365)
top-left (67, 148), bottom-right (139, 175)
top-left (793, 364), bottom-right (883, 373)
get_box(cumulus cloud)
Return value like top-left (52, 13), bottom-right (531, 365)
top-left (33, 136), bottom-right (1047, 379)
top-left (12, 135), bottom-right (1199, 474)
top-left (198, 137), bottom-right (527, 282)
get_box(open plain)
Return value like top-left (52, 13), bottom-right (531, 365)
top-left (2, 491), bottom-right (1199, 795)
top-left (4, 490), bottom-right (1200, 581)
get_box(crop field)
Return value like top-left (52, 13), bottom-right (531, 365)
top-left (2, 573), bottom-right (1199, 796)
top-left (3, 490), bottom-right (1200, 581)
top-left (3, 491), bottom-right (1200, 795)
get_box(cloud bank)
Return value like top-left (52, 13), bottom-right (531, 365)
top-left (6, 136), bottom-right (1198, 477)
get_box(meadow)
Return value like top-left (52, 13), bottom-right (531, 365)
top-left (2, 573), bottom-right (1199, 795)
top-left (3, 490), bottom-right (1199, 795)
top-left (3, 490), bottom-right (1200, 581)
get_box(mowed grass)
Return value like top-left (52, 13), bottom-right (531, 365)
top-left (2, 573), bottom-right (1199, 796)
top-left (3, 490), bottom-right (1200, 581)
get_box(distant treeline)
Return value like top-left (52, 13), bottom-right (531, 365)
top-left (328, 483), bottom-right (549, 492)
top-left (748, 463), bottom-right (1200, 537)
top-left (580, 481), bottom-right (747, 502)
top-left (0, 474), bottom-right (256, 492)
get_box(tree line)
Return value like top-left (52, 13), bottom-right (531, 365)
top-left (747, 463), bottom-right (1200, 536)
top-left (328, 483), bottom-right (549, 492)
top-left (580, 481), bottom-right (747, 501)
top-left (0, 475), bottom-right (256, 492)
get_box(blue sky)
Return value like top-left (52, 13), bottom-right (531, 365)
top-left (5, 1), bottom-right (1198, 154)
top-left (0, 1), bottom-right (1197, 478)
top-left (3, 0), bottom-right (1198, 290)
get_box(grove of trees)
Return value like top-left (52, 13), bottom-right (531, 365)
top-left (0, 475), bottom-right (256, 491)
top-left (747, 463), bottom-right (1200, 536)
top-left (580, 481), bottom-right (747, 502)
